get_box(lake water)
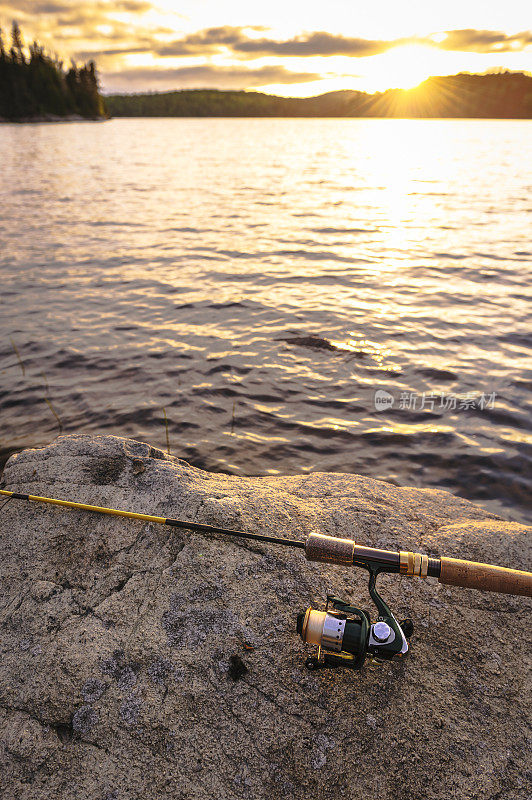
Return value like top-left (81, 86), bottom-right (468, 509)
top-left (0, 118), bottom-right (531, 522)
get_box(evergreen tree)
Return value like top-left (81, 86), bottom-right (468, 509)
top-left (10, 21), bottom-right (24, 64)
top-left (0, 21), bottom-right (106, 120)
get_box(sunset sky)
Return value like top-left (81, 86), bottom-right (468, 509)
top-left (2, 0), bottom-right (531, 95)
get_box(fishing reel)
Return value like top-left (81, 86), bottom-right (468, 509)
top-left (297, 571), bottom-right (414, 671)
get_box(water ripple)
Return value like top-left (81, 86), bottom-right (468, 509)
top-left (1, 118), bottom-right (531, 523)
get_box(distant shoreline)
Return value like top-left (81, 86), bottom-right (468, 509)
top-left (0, 114), bottom-right (107, 124)
top-left (103, 114), bottom-right (532, 120)
top-left (4, 115), bottom-right (532, 123)
top-left (104, 73), bottom-right (532, 119)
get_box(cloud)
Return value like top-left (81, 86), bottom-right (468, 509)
top-left (114, 1), bottom-right (151, 10)
top-left (153, 27), bottom-right (397, 59)
top-left (438, 29), bottom-right (532, 53)
top-left (0, 1), bottom-right (73, 13)
top-left (139, 26), bottom-right (532, 60)
top-left (103, 64), bottom-right (322, 92)
top-left (0, 0), bottom-right (151, 15)
top-left (2, 5), bottom-right (531, 63)
top-left (74, 46), bottom-right (150, 60)
top-left (233, 32), bottom-right (397, 58)
top-left (0, 0), bottom-right (155, 45)
top-left (2, 3), bottom-right (531, 59)
top-left (154, 26), bottom-right (270, 57)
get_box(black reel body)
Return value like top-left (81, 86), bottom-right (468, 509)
top-left (297, 571), bottom-right (413, 671)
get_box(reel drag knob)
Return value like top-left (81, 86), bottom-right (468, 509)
top-left (372, 621), bottom-right (392, 642)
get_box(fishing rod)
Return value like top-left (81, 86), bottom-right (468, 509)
top-left (1, 488), bottom-right (531, 672)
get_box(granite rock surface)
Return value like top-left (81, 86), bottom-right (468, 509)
top-left (0, 434), bottom-right (530, 800)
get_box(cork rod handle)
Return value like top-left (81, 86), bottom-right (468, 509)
top-left (439, 557), bottom-right (532, 596)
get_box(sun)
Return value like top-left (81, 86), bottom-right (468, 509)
top-left (369, 44), bottom-right (437, 91)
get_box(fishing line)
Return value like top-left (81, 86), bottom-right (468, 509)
top-left (0, 496), bottom-right (12, 513)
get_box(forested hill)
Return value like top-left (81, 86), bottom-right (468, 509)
top-left (0, 23), bottom-right (106, 121)
top-left (106, 72), bottom-right (532, 118)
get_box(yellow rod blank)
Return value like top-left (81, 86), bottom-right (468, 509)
top-left (0, 489), bottom-right (166, 525)
top-left (0, 488), bottom-right (306, 549)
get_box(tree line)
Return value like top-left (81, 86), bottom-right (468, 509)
top-left (0, 22), bottom-right (106, 120)
top-left (107, 71), bottom-right (532, 119)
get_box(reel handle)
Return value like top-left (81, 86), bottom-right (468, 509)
top-left (439, 557), bottom-right (532, 596)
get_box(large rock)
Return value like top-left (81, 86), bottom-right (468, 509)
top-left (0, 434), bottom-right (530, 800)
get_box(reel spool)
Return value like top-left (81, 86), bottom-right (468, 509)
top-left (297, 571), bottom-right (414, 670)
